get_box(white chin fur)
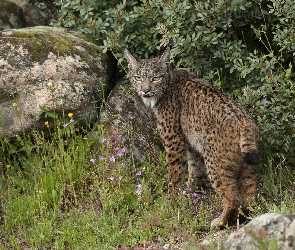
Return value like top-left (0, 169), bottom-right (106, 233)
top-left (142, 96), bottom-right (158, 109)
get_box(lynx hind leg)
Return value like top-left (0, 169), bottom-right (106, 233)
top-left (187, 147), bottom-right (207, 190)
top-left (207, 159), bottom-right (243, 229)
top-left (237, 163), bottom-right (257, 216)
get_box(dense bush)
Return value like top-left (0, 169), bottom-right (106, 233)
top-left (51, 0), bottom-right (295, 167)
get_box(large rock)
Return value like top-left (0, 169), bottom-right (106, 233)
top-left (91, 78), bottom-right (163, 165)
top-left (224, 213), bottom-right (295, 249)
top-left (0, 0), bottom-right (26, 30)
top-left (0, 26), bottom-right (113, 137)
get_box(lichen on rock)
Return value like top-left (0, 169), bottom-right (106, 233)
top-left (224, 213), bottom-right (295, 249)
top-left (0, 26), bottom-right (113, 137)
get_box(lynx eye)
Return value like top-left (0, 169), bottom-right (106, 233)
top-left (134, 76), bottom-right (141, 81)
top-left (152, 76), bottom-right (161, 82)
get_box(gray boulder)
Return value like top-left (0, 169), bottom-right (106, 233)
top-left (0, 0), bottom-right (26, 30)
top-left (224, 213), bottom-right (295, 249)
top-left (91, 78), bottom-right (163, 165)
top-left (0, 26), bottom-right (113, 137)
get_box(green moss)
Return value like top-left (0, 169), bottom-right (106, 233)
top-left (6, 27), bottom-right (106, 70)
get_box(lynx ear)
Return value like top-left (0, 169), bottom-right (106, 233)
top-left (124, 49), bottom-right (138, 68)
top-left (159, 46), bottom-right (170, 64)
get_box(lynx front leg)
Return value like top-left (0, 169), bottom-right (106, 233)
top-left (164, 136), bottom-right (187, 195)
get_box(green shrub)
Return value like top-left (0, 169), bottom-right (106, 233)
top-left (51, 0), bottom-right (295, 168)
top-left (233, 74), bottom-right (295, 171)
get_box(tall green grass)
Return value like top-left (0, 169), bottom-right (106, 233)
top-left (1, 111), bottom-right (295, 249)
top-left (0, 112), bottom-right (210, 249)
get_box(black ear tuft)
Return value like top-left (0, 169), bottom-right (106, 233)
top-left (244, 151), bottom-right (260, 165)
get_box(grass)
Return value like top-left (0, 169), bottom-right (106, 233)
top-left (1, 111), bottom-right (295, 249)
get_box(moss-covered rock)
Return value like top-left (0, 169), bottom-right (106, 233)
top-left (0, 0), bottom-right (26, 30)
top-left (0, 26), bottom-right (114, 137)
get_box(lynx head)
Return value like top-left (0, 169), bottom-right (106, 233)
top-left (124, 47), bottom-right (171, 109)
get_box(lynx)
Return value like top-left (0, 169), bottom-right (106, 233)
top-left (124, 46), bottom-right (259, 229)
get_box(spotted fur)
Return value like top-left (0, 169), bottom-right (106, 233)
top-left (124, 47), bottom-right (259, 229)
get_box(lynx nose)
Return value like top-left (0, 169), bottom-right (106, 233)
top-left (141, 87), bottom-right (153, 97)
top-left (142, 91), bottom-right (153, 97)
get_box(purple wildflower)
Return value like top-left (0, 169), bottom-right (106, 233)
top-left (119, 175), bottom-right (123, 180)
top-left (63, 123), bottom-right (68, 128)
top-left (110, 155), bottom-right (115, 162)
top-left (90, 158), bottom-right (96, 164)
top-left (136, 183), bottom-right (142, 195)
top-left (111, 134), bottom-right (119, 142)
top-left (261, 97), bottom-right (267, 102)
top-left (69, 118), bottom-right (74, 123)
top-left (182, 190), bottom-right (186, 195)
top-left (109, 176), bottom-right (114, 181)
top-left (102, 137), bottom-right (106, 143)
top-left (117, 150), bottom-right (123, 157)
top-left (193, 193), bottom-right (202, 198)
top-left (122, 163), bottom-right (126, 168)
top-left (98, 155), bottom-right (104, 161)
top-left (117, 148), bottom-right (126, 156)
top-left (136, 171), bottom-right (142, 176)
